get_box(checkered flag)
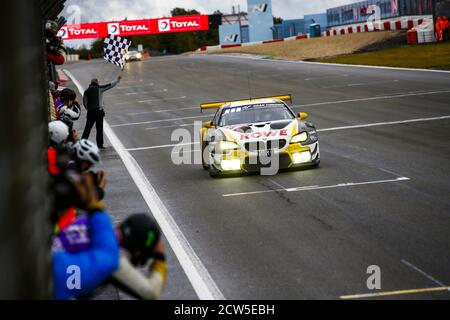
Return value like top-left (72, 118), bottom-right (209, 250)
top-left (103, 35), bottom-right (132, 70)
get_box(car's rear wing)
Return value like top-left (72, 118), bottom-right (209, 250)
top-left (200, 95), bottom-right (292, 112)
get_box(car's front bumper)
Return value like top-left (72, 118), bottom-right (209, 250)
top-left (210, 142), bottom-right (320, 175)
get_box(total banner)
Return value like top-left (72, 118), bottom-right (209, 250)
top-left (58, 15), bottom-right (209, 40)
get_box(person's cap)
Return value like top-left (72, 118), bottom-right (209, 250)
top-left (60, 88), bottom-right (76, 101)
top-left (119, 213), bottom-right (161, 266)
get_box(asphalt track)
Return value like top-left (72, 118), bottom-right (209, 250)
top-left (64, 54), bottom-right (450, 300)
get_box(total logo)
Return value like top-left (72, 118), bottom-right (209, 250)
top-left (158, 19), bottom-right (171, 32)
top-left (107, 23), bottom-right (120, 35)
top-left (57, 26), bottom-right (68, 39)
top-left (158, 19), bottom-right (201, 32)
top-left (109, 22), bottom-right (150, 35)
top-left (58, 26), bottom-right (98, 39)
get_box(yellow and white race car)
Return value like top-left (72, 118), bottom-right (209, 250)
top-left (200, 95), bottom-right (320, 177)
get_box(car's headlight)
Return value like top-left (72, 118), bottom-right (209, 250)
top-left (218, 141), bottom-right (240, 150)
top-left (290, 132), bottom-right (308, 144)
top-left (137, 53), bottom-right (142, 59)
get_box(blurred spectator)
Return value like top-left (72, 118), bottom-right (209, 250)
top-left (52, 173), bottom-right (120, 300)
top-left (53, 213), bottom-right (167, 300)
top-left (443, 16), bottom-right (449, 41)
top-left (113, 213), bottom-right (167, 299)
top-left (436, 17), bottom-right (443, 42)
top-left (56, 88), bottom-right (81, 121)
top-left (46, 20), bottom-right (67, 65)
top-left (70, 139), bottom-right (106, 200)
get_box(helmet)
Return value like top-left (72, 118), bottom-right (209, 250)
top-left (49, 120), bottom-right (69, 145)
top-left (60, 88), bottom-right (76, 101)
top-left (72, 139), bottom-right (101, 165)
top-left (119, 214), bottom-right (161, 266)
top-left (45, 20), bottom-right (59, 35)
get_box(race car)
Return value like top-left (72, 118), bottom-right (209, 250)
top-left (199, 95), bottom-right (320, 177)
top-left (125, 50), bottom-right (142, 62)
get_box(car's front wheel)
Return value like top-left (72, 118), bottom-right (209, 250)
top-left (201, 141), bottom-right (209, 170)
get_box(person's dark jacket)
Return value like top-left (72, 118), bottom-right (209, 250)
top-left (83, 79), bottom-right (120, 112)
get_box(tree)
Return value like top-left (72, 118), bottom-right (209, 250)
top-left (273, 17), bottom-right (283, 25)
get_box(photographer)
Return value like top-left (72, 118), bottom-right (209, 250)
top-left (52, 213), bottom-right (168, 300)
top-left (56, 88), bottom-right (81, 121)
top-left (113, 214), bottom-right (168, 300)
top-left (70, 139), bottom-right (106, 200)
top-left (59, 113), bottom-right (80, 145)
top-left (51, 173), bottom-right (120, 300)
top-left (46, 20), bottom-right (66, 66)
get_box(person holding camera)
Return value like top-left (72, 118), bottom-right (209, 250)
top-left (82, 76), bottom-right (122, 149)
top-left (70, 139), bottom-right (106, 200)
top-left (56, 88), bottom-right (81, 121)
top-left (51, 173), bottom-right (120, 300)
top-left (52, 212), bottom-right (168, 300)
top-left (112, 213), bottom-right (168, 300)
top-left (46, 20), bottom-right (67, 66)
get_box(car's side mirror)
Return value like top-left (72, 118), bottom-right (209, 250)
top-left (203, 121), bottom-right (213, 128)
top-left (298, 112), bottom-right (309, 120)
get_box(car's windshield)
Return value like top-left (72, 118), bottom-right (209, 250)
top-left (219, 103), bottom-right (294, 126)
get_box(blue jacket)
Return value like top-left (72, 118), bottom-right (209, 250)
top-left (52, 211), bottom-right (119, 300)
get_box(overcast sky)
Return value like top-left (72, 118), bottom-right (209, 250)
top-left (63, 0), bottom-right (358, 47)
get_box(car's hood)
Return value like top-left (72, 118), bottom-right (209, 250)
top-left (220, 119), bottom-right (297, 147)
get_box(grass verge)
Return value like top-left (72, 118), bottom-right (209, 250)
top-left (317, 42), bottom-right (450, 70)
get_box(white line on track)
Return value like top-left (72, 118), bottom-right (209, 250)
top-left (292, 89), bottom-right (450, 109)
top-left (137, 96), bottom-right (187, 103)
top-left (64, 69), bottom-right (225, 301)
top-left (115, 96), bottom-right (187, 106)
top-left (127, 142), bottom-right (196, 152)
top-left (113, 88), bottom-right (450, 118)
top-left (117, 84), bottom-right (154, 90)
top-left (207, 54), bottom-right (450, 74)
top-left (145, 123), bottom-right (195, 131)
top-left (317, 115), bottom-right (450, 132)
top-left (321, 79), bottom-right (399, 89)
top-left (125, 115), bottom-right (450, 151)
top-left (268, 179), bottom-right (287, 190)
top-left (129, 106), bottom-right (199, 116)
top-left (109, 89), bottom-right (168, 97)
top-left (401, 259), bottom-right (450, 292)
top-left (222, 177), bottom-right (410, 197)
top-left (110, 114), bottom-right (211, 128)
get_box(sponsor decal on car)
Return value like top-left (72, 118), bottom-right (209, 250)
top-left (239, 130), bottom-right (288, 140)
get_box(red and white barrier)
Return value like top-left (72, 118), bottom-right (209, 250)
top-left (198, 15), bottom-right (433, 51)
top-left (324, 15), bottom-right (433, 37)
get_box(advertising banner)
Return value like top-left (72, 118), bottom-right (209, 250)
top-left (58, 15), bottom-right (209, 40)
top-left (219, 24), bottom-right (242, 45)
top-left (247, 0), bottom-right (274, 42)
top-left (152, 15), bottom-right (209, 34)
top-left (58, 22), bottom-right (103, 40)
